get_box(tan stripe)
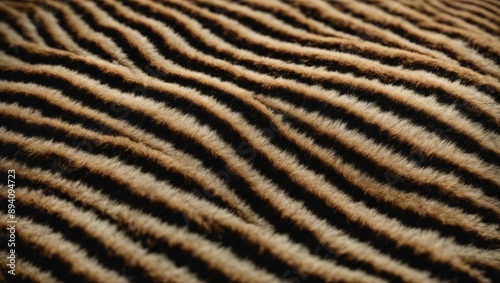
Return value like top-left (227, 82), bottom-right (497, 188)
top-left (0, 81), bottom-right (262, 222)
top-left (4, 41), bottom-right (499, 214)
top-left (191, 0), bottom-right (500, 120)
top-left (0, 216), bottom-right (128, 283)
top-left (393, 0), bottom-right (499, 40)
top-left (0, 4), bottom-right (46, 45)
top-left (28, 5), bottom-right (92, 55)
top-left (0, 57), bottom-right (492, 282)
top-left (2, 22), bottom-right (496, 242)
top-left (0, 77), bottom-right (209, 167)
top-left (445, 0), bottom-right (500, 21)
top-left (138, 0), bottom-right (500, 123)
top-left (2, 0), bottom-right (496, 282)
top-left (424, 0), bottom-right (500, 34)
top-left (345, 0), bottom-right (500, 77)
top-left (0, 5), bottom-right (31, 42)
top-left (113, 0), bottom-right (500, 167)
top-left (250, 96), bottom-right (500, 274)
top-left (467, 0), bottom-right (500, 10)
top-left (2, 23), bottom-right (496, 195)
top-left (0, 27), bottom-right (495, 280)
top-left (283, 0), bottom-right (455, 62)
top-left (0, 21), bottom-right (31, 50)
top-left (6, 0), bottom-right (500, 113)
top-left (1, 116), bottom-right (489, 281)
top-left (0, 256), bottom-right (62, 283)
top-left (238, 0), bottom-right (357, 39)
top-left (0, 159), bottom-right (281, 283)
top-left (0, 58), bottom-right (426, 277)
top-left (0, 127), bottom-right (383, 282)
top-left (92, 0), bottom-right (500, 154)
top-left (256, 94), bottom-right (500, 223)
top-left (456, 246), bottom-right (500, 272)
top-left (12, 187), bottom-right (203, 283)
top-left (205, 0), bottom-right (465, 77)
top-left (0, 80), bottom-right (432, 281)
top-left (0, 102), bottom-right (266, 227)
top-left (1, 22), bottom-right (494, 211)
top-left (214, 0), bottom-right (500, 95)
top-left (42, 0), bottom-right (137, 69)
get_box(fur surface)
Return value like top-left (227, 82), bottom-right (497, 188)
top-left (0, 0), bottom-right (499, 282)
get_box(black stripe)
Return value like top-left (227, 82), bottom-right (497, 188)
top-left (125, 0), bottom-right (500, 136)
top-left (0, 140), bottom-right (326, 282)
top-left (322, 0), bottom-right (498, 71)
top-left (0, 235), bottom-right (88, 283)
top-left (446, 0), bottom-right (500, 23)
top-left (0, 20), bottom-right (496, 282)
top-left (26, 11), bottom-right (64, 50)
top-left (0, 20), bottom-right (495, 281)
top-left (0, 89), bottom-right (118, 135)
top-left (424, 0), bottom-right (499, 35)
top-left (0, 62), bottom-right (398, 281)
top-left (365, 0), bottom-right (500, 65)
top-left (81, 0), bottom-right (500, 185)
top-left (0, 112), bottom-right (237, 217)
top-left (3, 194), bottom-right (157, 283)
top-left (233, 0), bottom-right (334, 36)
top-left (0, 2), bottom-right (496, 282)
top-left (18, 177), bottom-right (231, 283)
top-left (0, 9), bottom-right (32, 42)
top-left (40, 3), bottom-right (116, 62)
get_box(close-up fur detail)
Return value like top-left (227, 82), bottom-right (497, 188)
top-left (0, 0), bottom-right (499, 282)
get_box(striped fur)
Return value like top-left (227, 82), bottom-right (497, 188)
top-left (0, 0), bottom-right (499, 282)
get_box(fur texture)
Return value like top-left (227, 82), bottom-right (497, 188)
top-left (0, 0), bottom-right (499, 282)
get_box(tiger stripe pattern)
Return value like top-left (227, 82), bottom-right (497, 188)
top-left (0, 0), bottom-right (499, 282)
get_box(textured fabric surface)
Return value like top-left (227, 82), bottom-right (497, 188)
top-left (0, 0), bottom-right (499, 282)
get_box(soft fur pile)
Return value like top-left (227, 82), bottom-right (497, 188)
top-left (0, 0), bottom-right (499, 282)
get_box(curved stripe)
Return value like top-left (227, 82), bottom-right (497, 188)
top-left (0, 102), bottom-right (266, 227)
top-left (447, 0), bottom-right (500, 21)
top-left (41, 1), bottom-right (137, 68)
top-left (129, 2), bottom-right (499, 124)
top-left (0, 63), bottom-right (492, 282)
top-left (0, 216), bottom-right (128, 283)
top-left (362, 0), bottom-right (500, 49)
top-left (1, 37), bottom-right (498, 210)
top-left (238, 0), bottom-right (356, 38)
top-left (254, 94), bottom-right (500, 218)
top-left (0, 67), bottom-right (432, 282)
top-left (61, 0), bottom-right (500, 177)
top-left (0, 127), bottom-right (383, 282)
top-left (1, 32), bottom-right (498, 250)
top-left (335, 0), bottom-right (500, 77)
top-left (0, 4), bottom-right (46, 45)
top-left (1, 2), bottom-right (494, 282)
top-left (377, 0), bottom-right (500, 63)
top-left (1, 1), bottom-right (498, 281)
top-left (423, 0), bottom-right (499, 35)
top-left (0, 159), bottom-right (296, 283)
top-left (1, 24), bottom-right (498, 233)
top-left (0, 256), bottom-right (62, 283)
top-left (7, 188), bottom-right (202, 283)
top-left (0, 78), bottom-right (446, 282)
top-left (1, 48), bottom-right (498, 235)
top-left (28, 5), bottom-right (91, 56)
top-left (63, 0), bottom-right (500, 160)
top-left (4, 97), bottom-right (500, 282)
top-left (195, 0), bottom-right (500, 95)
top-left (284, 0), bottom-right (459, 62)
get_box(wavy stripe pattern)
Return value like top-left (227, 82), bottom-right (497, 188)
top-left (0, 0), bottom-right (499, 282)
